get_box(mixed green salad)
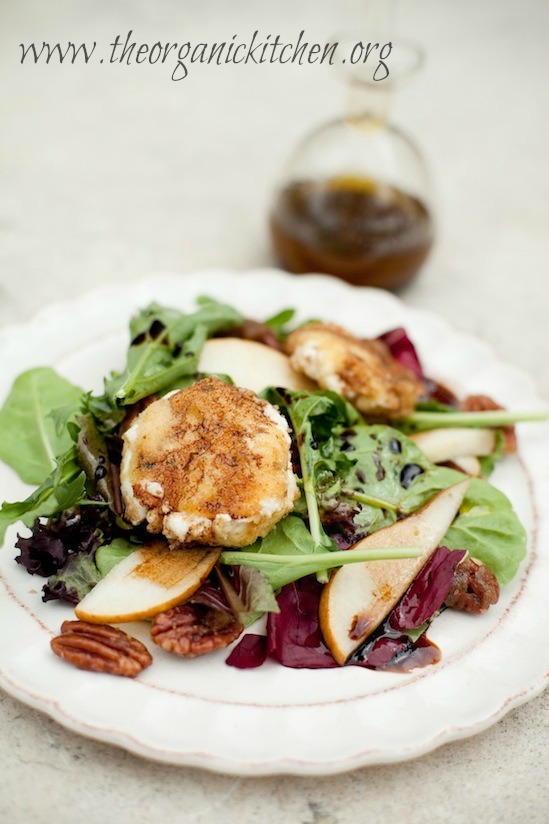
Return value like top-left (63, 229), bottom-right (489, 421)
top-left (0, 297), bottom-right (543, 673)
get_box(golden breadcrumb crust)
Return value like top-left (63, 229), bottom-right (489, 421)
top-left (286, 322), bottom-right (424, 419)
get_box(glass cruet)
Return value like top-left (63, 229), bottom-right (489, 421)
top-left (269, 40), bottom-right (434, 291)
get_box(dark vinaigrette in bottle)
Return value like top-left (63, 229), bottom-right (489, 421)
top-left (270, 175), bottom-right (433, 291)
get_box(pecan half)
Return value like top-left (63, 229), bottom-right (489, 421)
top-left (51, 620), bottom-right (152, 677)
top-left (151, 603), bottom-right (243, 657)
top-left (444, 558), bottom-right (500, 614)
top-left (460, 394), bottom-right (517, 454)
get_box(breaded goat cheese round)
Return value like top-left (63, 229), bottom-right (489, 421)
top-left (120, 377), bottom-right (298, 547)
top-left (286, 322), bottom-right (424, 419)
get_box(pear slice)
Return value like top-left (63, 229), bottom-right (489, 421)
top-left (198, 337), bottom-right (316, 393)
top-left (319, 480), bottom-right (470, 665)
top-left (410, 428), bottom-right (496, 464)
top-left (451, 455), bottom-right (482, 476)
top-left (75, 541), bottom-right (221, 624)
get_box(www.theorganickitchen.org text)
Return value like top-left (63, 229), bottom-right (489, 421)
top-left (19, 30), bottom-right (392, 82)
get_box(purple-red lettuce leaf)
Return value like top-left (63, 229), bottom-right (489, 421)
top-left (15, 521), bottom-right (68, 577)
top-left (226, 634), bottom-right (268, 669)
top-left (350, 546), bottom-right (466, 672)
top-left (15, 505), bottom-right (113, 578)
top-left (266, 575), bottom-right (338, 669)
top-left (377, 327), bottom-right (424, 378)
top-left (390, 546), bottom-right (467, 630)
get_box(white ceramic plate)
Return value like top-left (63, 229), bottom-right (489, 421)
top-left (0, 270), bottom-right (547, 776)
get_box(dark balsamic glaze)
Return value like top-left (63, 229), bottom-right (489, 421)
top-left (399, 463), bottom-right (424, 489)
top-left (349, 621), bottom-right (440, 672)
top-left (388, 438), bottom-right (402, 454)
top-left (373, 453), bottom-right (385, 481)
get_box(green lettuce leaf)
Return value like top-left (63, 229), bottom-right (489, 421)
top-left (0, 447), bottom-right (87, 546)
top-left (444, 478), bottom-right (526, 584)
top-left (261, 389), bottom-right (527, 586)
top-left (0, 367), bottom-right (83, 485)
top-left (95, 537), bottom-right (138, 577)
top-left (401, 467), bottom-right (526, 583)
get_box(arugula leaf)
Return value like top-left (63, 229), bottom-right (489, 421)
top-left (263, 389), bottom-right (349, 554)
top-left (264, 308), bottom-right (296, 341)
top-left (0, 447), bottom-right (87, 546)
top-left (0, 368), bottom-right (83, 484)
top-left (400, 409), bottom-right (547, 432)
top-left (264, 389), bottom-right (434, 552)
top-left (87, 299), bottom-right (242, 431)
top-left (221, 543), bottom-right (421, 591)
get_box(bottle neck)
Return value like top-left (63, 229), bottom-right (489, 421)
top-left (345, 81), bottom-right (392, 130)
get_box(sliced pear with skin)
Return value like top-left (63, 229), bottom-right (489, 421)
top-left (410, 428), bottom-right (496, 464)
top-left (198, 337), bottom-right (316, 393)
top-left (319, 480), bottom-right (470, 665)
top-left (75, 541), bottom-right (221, 624)
top-left (451, 455), bottom-right (482, 476)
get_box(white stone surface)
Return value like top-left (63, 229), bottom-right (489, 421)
top-left (0, 0), bottom-right (547, 822)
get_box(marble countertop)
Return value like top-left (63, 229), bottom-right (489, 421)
top-left (0, 0), bottom-right (547, 822)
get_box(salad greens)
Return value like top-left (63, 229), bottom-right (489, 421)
top-left (401, 408), bottom-right (546, 431)
top-left (0, 295), bottom-right (538, 638)
top-left (0, 367), bottom-right (83, 485)
top-left (43, 552), bottom-right (102, 604)
top-left (95, 537), bottom-right (137, 577)
top-left (217, 565), bottom-right (280, 625)
top-left (259, 390), bottom-right (527, 585)
top-left (221, 542), bottom-right (422, 591)
top-left (263, 307), bottom-right (296, 341)
top-left (0, 448), bottom-right (87, 545)
top-left (0, 298), bottom-right (242, 542)
top-left (86, 298), bottom-right (242, 431)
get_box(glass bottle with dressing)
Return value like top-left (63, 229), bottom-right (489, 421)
top-left (269, 40), bottom-right (433, 291)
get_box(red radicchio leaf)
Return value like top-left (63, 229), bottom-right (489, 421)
top-left (228, 550), bottom-right (467, 672)
top-left (226, 634), bottom-right (268, 669)
top-left (378, 327), bottom-right (424, 378)
top-left (390, 546), bottom-right (467, 631)
top-left (351, 632), bottom-right (441, 672)
top-left (350, 547), bottom-right (466, 672)
top-left (266, 576), bottom-right (338, 669)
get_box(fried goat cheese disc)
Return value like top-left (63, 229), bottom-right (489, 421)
top-left (285, 322), bottom-right (424, 419)
top-left (120, 377), bottom-right (299, 547)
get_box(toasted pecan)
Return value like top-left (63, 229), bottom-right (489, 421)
top-left (444, 558), bottom-right (500, 614)
top-left (51, 620), bottom-right (152, 677)
top-left (151, 603), bottom-right (243, 658)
